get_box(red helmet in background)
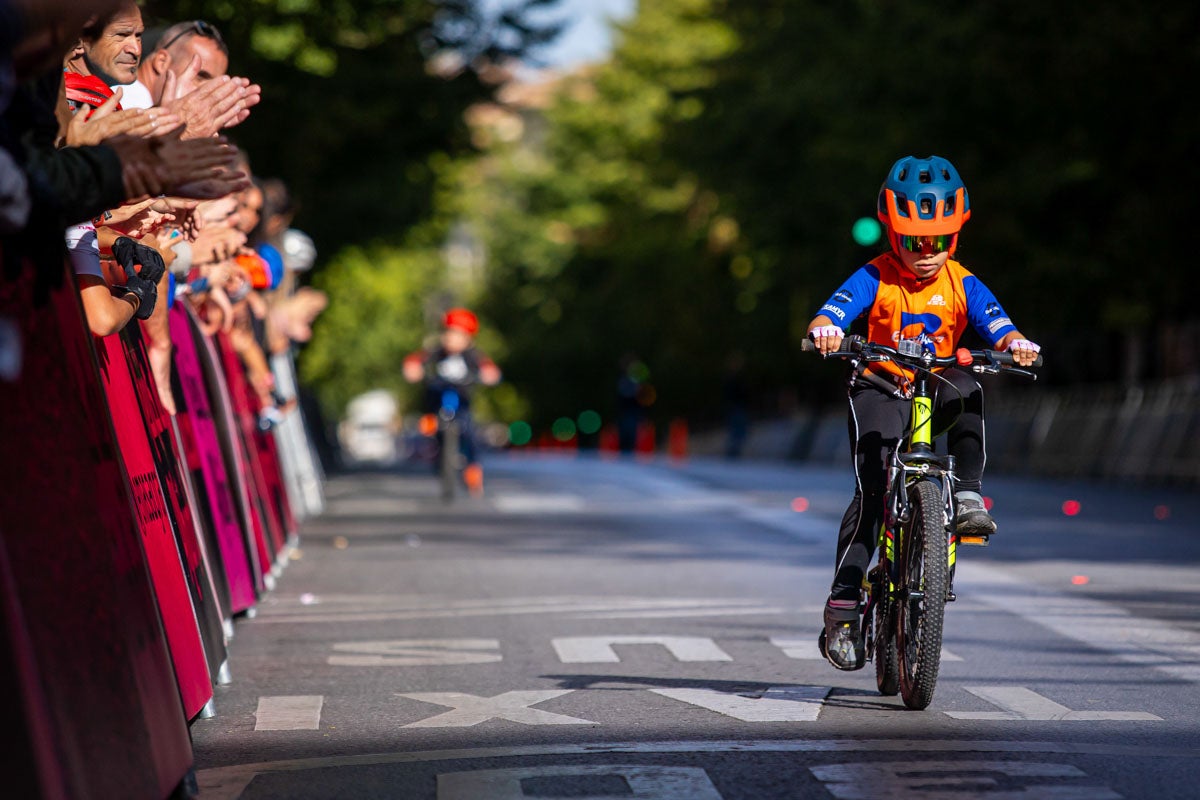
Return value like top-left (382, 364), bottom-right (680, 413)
top-left (443, 307), bottom-right (479, 335)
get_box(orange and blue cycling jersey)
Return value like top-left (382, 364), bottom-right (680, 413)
top-left (817, 252), bottom-right (1017, 381)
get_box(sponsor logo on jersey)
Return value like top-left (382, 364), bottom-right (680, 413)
top-left (987, 317), bottom-right (1013, 335)
top-left (985, 302), bottom-right (1002, 318)
top-left (897, 311), bottom-right (945, 347)
top-left (820, 304), bottom-right (846, 321)
top-left (834, 290), bottom-right (854, 304)
top-left (928, 294), bottom-right (946, 306)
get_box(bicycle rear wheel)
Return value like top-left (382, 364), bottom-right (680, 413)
top-left (896, 478), bottom-right (949, 709)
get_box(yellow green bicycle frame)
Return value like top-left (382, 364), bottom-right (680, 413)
top-left (911, 394), bottom-right (933, 448)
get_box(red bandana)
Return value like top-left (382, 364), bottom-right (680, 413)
top-left (64, 73), bottom-right (121, 118)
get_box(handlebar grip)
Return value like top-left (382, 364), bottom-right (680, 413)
top-left (800, 338), bottom-right (816, 352)
top-left (984, 349), bottom-right (1043, 368)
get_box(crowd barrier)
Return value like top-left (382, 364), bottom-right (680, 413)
top-left (691, 379), bottom-right (1200, 487)
top-left (0, 252), bottom-right (327, 799)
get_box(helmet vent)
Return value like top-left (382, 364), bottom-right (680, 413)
top-left (919, 198), bottom-right (933, 215)
top-left (898, 167), bottom-right (909, 181)
top-left (944, 195), bottom-right (956, 215)
top-left (940, 167), bottom-right (951, 181)
top-left (918, 169), bottom-right (932, 184)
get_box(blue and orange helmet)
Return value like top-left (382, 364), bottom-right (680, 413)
top-left (877, 155), bottom-right (970, 254)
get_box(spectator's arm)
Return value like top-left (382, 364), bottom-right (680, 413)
top-left (76, 273), bottom-right (139, 337)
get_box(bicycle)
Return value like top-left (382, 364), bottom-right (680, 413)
top-left (805, 334), bottom-right (1041, 709)
top-left (416, 386), bottom-right (469, 502)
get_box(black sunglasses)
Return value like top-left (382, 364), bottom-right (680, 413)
top-left (158, 20), bottom-right (228, 55)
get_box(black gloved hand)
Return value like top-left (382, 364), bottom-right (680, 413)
top-left (111, 236), bottom-right (166, 320)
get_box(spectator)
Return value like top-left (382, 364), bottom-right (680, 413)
top-left (119, 17), bottom-right (260, 139)
top-left (62, 1), bottom-right (171, 338)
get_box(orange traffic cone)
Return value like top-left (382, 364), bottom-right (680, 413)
top-left (463, 463), bottom-right (484, 496)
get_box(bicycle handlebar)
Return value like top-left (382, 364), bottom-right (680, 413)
top-left (801, 335), bottom-right (1043, 374)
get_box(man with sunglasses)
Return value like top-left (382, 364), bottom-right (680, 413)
top-left (122, 19), bottom-right (226, 109)
top-left (116, 17), bottom-right (257, 139)
top-left (805, 154), bottom-right (1041, 671)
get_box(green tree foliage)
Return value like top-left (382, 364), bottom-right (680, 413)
top-left (455, 0), bottom-right (749, 431)
top-left (448, 0), bottom-right (1200, 433)
top-left (297, 238), bottom-right (440, 415)
top-left (678, 0), bottom-right (1200, 386)
top-left (142, 1), bottom-right (561, 418)
top-left (144, 0), bottom-right (561, 256)
top-left (160, 0), bottom-right (1198, 427)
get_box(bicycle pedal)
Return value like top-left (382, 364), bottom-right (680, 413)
top-left (957, 534), bottom-right (990, 546)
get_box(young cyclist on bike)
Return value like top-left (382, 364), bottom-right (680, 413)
top-left (806, 155), bottom-right (1041, 670)
top-left (402, 307), bottom-right (501, 495)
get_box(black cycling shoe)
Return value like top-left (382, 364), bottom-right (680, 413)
top-left (821, 602), bottom-right (865, 671)
top-left (955, 491), bottom-right (996, 536)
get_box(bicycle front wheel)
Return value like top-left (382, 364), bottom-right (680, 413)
top-left (873, 573), bottom-right (899, 696)
top-left (440, 422), bottom-right (459, 502)
top-left (896, 478), bottom-right (949, 709)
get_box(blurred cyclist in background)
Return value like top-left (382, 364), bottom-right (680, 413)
top-left (806, 154), bottom-right (1041, 671)
top-left (403, 307), bottom-right (500, 495)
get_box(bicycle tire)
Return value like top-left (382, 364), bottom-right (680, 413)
top-left (873, 581), bottom-right (900, 696)
top-left (896, 477), bottom-right (948, 709)
top-left (440, 421), bottom-right (459, 502)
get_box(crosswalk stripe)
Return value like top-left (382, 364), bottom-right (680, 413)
top-left (254, 696), bottom-right (323, 731)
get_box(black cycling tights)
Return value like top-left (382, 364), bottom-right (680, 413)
top-left (829, 367), bottom-right (985, 603)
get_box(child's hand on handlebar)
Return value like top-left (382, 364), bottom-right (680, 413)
top-left (1005, 337), bottom-right (1041, 367)
top-left (808, 324), bottom-right (845, 355)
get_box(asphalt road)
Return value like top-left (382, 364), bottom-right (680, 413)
top-left (190, 452), bottom-right (1200, 799)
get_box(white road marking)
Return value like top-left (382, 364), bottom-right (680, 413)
top-left (254, 696), bottom-right (323, 731)
top-left (251, 595), bottom-right (776, 624)
top-left (811, 761), bottom-right (1120, 800)
top-left (552, 635), bottom-right (733, 663)
top-left (195, 738), bottom-right (1200, 800)
top-left (437, 765), bottom-right (722, 799)
top-left (946, 686), bottom-right (1161, 721)
top-left (329, 639), bottom-right (501, 666)
top-left (398, 690), bottom-right (595, 727)
top-left (770, 636), bottom-right (964, 662)
top-left (961, 563), bottom-right (1200, 684)
top-left (493, 493), bottom-right (587, 513)
top-left (650, 686), bottom-right (830, 722)
top-left (573, 606), bottom-right (786, 619)
top-left (327, 497), bottom-right (419, 515)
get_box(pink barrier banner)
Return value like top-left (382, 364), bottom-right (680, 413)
top-left (0, 257), bottom-right (192, 798)
top-left (170, 305), bottom-right (257, 614)
top-left (193, 323), bottom-right (273, 586)
top-left (96, 329), bottom-right (214, 720)
top-left (217, 330), bottom-right (288, 559)
top-left (119, 323), bottom-right (228, 686)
